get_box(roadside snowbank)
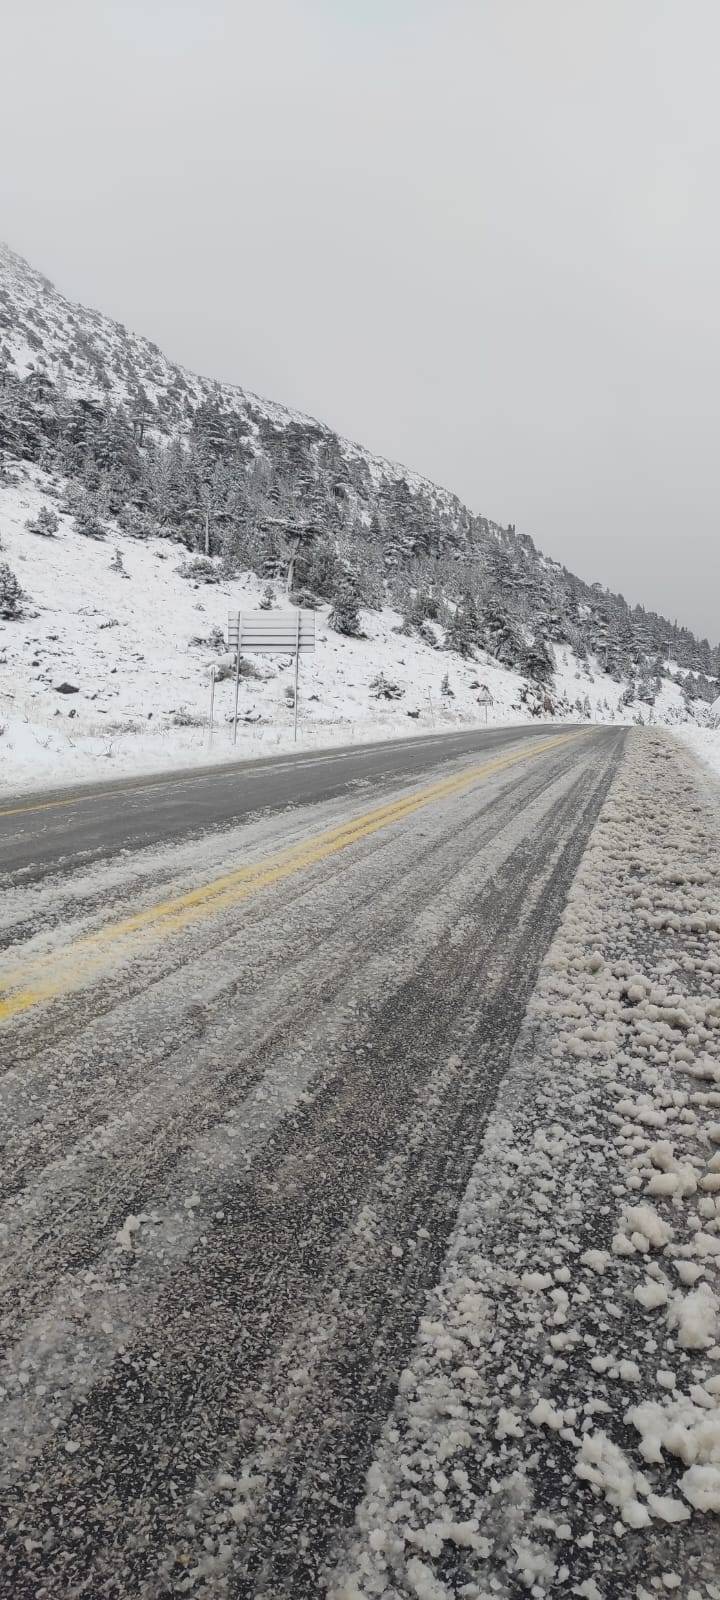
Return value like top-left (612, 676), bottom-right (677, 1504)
top-left (0, 703), bottom-right (529, 798)
top-left (672, 728), bottom-right (720, 789)
top-left (330, 732), bottom-right (720, 1598)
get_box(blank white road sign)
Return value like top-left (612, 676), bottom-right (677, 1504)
top-left (228, 610), bottom-right (316, 654)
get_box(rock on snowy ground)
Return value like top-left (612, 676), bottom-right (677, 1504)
top-left (329, 731), bottom-right (720, 1600)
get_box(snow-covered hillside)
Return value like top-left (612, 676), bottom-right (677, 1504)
top-left (0, 466), bottom-right (698, 795)
top-left (0, 242), bottom-right (305, 435)
top-left (0, 241), bottom-right (455, 515)
top-left (0, 240), bottom-right (717, 794)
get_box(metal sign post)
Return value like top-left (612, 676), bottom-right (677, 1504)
top-left (294, 608), bottom-right (301, 741)
top-left (208, 664), bottom-right (216, 746)
top-left (477, 685), bottom-right (494, 725)
top-left (232, 616), bottom-right (243, 745)
top-left (228, 609), bottom-right (316, 744)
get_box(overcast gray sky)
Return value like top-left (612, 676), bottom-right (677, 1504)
top-left (2, 0), bottom-right (718, 642)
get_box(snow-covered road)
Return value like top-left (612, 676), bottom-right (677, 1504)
top-left (4, 728), bottom-right (717, 1598)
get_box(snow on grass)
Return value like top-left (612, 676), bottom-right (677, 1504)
top-left (328, 731), bottom-right (720, 1598)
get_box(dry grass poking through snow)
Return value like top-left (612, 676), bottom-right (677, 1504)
top-left (330, 731), bottom-right (720, 1600)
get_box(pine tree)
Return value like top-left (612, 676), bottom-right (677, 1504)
top-left (329, 577), bottom-right (361, 636)
top-left (119, 505), bottom-right (153, 539)
top-left (26, 505), bottom-right (59, 537)
top-left (522, 635), bottom-right (555, 685)
top-left (74, 490), bottom-right (107, 539)
top-left (0, 562), bottom-right (25, 618)
top-left (369, 672), bottom-right (403, 700)
top-left (445, 593), bottom-right (478, 657)
top-left (294, 535), bottom-right (338, 601)
top-left (480, 600), bottom-right (524, 669)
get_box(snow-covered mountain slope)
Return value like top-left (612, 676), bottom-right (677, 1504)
top-left (0, 240), bottom-right (717, 792)
top-left (0, 242), bottom-right (304, 434)
top-left (0, 466), bottom-right (693, 794)
top-left (0, 241), bottom-right (451, 510)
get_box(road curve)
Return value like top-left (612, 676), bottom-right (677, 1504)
top-left (0, 725), bottom-right (625, 1597)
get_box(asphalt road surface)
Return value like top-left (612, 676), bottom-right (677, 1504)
top-left (2, 723), bottom-right (580, 882)
top-left (0, 725), bottom-right (625, 1597)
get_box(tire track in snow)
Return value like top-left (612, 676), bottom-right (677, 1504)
top-left (0, 750), bottom-right (586, 1405)
top-left (0, 748), bottom-right (578, 1227)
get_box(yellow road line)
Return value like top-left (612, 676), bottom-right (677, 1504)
top-left (0, 792), bottom-right (114, 819)
top-left (0, 732), bottom-right (580, 1023)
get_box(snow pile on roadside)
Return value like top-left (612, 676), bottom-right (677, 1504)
top-left (672, 728), bottom-right (720, 790)
top-left (329, 732), bottom-right (720, 1598)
